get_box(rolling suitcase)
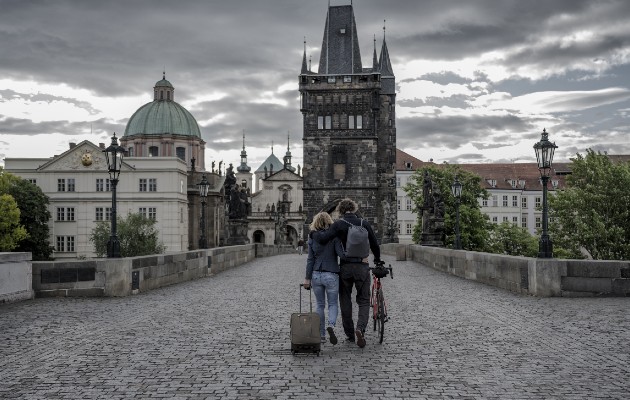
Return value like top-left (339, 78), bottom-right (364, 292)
top-left (290, 284), bottom-right (321, 355)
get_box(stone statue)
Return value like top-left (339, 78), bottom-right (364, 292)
top-left (225, 163), bottom-right (236, 189)
top-left (423, 171), bottom-right (432, 208)
top-left (218, 161), bottom-right (223, 176)
top-left (211, 161), bottom-right (215, 173)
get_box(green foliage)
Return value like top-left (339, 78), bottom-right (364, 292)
top-left (485, 222), bottom-right (538, 257)
top-left (0, 170), bottom-right (52, 259)
top-left (90, 213), bottom-right (166, 257)
top-left (549, 149), bottom-right (630, 260)
top-left (404, 164), bottom-right (492, 251)
top-left (0, 193), bottom-right (29, 251)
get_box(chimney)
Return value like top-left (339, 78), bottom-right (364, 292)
top-left (69, 142), bottom-right (77, 149)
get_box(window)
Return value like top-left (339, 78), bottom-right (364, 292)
top-left (128, 147), bottom-right (134, 156)
top-left (502, 195), bottom-right (508, 207)
top-left (492, 216), bottom-right (498, 223)
top-left (57, 179), bottom-right (66, 192)
top-left (488, 179), bottom-right (496, 187)
top-left (325, 116), bottom-right (332, 129)
top-left (67, 236), bottom-right (75, 252)
top-left (96, 179), bottom-right (103, 192)
top-left (28, 178), bottom-right (37, 184)
top-left (512, 216), bottom-right (518, 224)
top-left (349, 115), bottom-right (355, 129)
top-left (522, 197), bottom-right (528, 209)
top-left (343, 76), bottom-right (351, 83)
top-left (332, 147), bottom-right (346, 180)
top-left (535, 216), bottom-right (542, 228)
top-left (482, 198), bottom-right (488, 207)
top-left (503, 216), bottom-right (509, 222)
top-left (406, 223), bottom-right (413, 235)
top-left (105, 207), bottom-right (112, 221)
top-left (67, 207), bottom-right (75, 221)
top-left (318, 116), bottom-right (324, 129)
top-left (522, 215), bottom-right (527, 228)
top-left (397, 198), bottom-right (401, 210)
top-left (492, 195), bottom-right (498, 207)
top-left (327, 76), bottom-right (336, 83)
top-left (149, 146), bottom-right (159, 157)
top-left (139, 207), bottom-right (147, 217)
top-left (56, 236), bottom-right (65, 252)
top-left (176, 147), bottom-right (185, 161)
top-left (356, 115), bottom-right (363, 129)
top-left (406, 198), bottom-right (412, 210)
top-left (68, 178), bottom-right (75, 192)
top-left (56, 236), bottom-right (74, 252)
top-left (551, 180), bottom-right (558, 189)
top-left (139, 179), bottom-right (147, 192)
top-left (95, 207), bottom-right (104, 221)
top-left (56, 207), bottom-right (65, 221)
top-left (148, 207), bottom-right (157, 220)
top-left (396, 177), bottom-right (401, 187)
top-left (535, 197), bottom-right (541, 208)
top-left (149, 178), bottom-right (157, 192)
top-left (512, 196), bottom-right (518, 207)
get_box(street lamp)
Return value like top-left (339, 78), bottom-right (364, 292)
top-left (103, 133), bottom-right (125, 258)
top-left (451, 175), bottom-right (462, 250)
top-left (533, 128), bottom-right (557, 258)
top-left (197, 174), bottom-right (210, 249)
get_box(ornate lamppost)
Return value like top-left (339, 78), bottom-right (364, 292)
top-left (451, 175), bottom-right (462, 250)
top-left (533, 128), bottom-right (557, 258)
top-left (197, 174), bottom-right (210, 249)
top-left (103, 133), bottom-right (125, 258)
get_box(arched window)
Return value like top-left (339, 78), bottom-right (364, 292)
top-left (176, 147), bottom-right (185, 160)
top-left (149, 146), bottom-right (159, 157)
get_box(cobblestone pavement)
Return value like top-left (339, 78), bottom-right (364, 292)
top-left (1, 254), bottom-right (629, 399)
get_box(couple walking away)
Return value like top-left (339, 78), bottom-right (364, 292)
top-left (303, 198), bottom-right (381, 348)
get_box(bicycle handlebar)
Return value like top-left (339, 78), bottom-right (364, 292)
top-left (370, 263), bottom-right (394, 279)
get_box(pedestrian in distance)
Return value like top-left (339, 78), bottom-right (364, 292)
top-left (297, 238), bottom-right (305, 255)
top-left (303, 212), bottom-right (344, 345)
top-left (311, 198), bottom-right (381, 348)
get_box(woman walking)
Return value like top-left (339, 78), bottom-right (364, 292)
top-left (303, 212), bottom-right (344, 344)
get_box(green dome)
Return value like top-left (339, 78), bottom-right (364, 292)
top-left (155, 78), bottom-right (173, 88)
top-left (124, 100), bottom-right (202, 138)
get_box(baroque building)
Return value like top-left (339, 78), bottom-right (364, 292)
top-left (299, 3), bottom-right (398, 243)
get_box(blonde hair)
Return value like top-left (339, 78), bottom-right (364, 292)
top-left (310, 212), bottom-right (333, 231)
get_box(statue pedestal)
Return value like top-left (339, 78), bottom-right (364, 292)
top-left (227, 219), bottom-right (249, 245)
top-left (421, 211), bottom-right (445, 247)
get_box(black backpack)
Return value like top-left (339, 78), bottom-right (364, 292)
top-left (341, 219), bottom-right (370, 258)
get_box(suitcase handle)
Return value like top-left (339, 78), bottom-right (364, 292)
top-left (299, 283), bottom-right (313, 313)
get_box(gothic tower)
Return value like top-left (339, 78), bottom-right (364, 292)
top-left (299, 4), bottom-right (398, 243)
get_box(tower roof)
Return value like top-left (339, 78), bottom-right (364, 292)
top-left (254, 152), bottom-right (283, 174)
top-left (317, 5), bottom-right (362, 74)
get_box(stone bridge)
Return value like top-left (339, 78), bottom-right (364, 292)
top-left (1, 253), bottom-right (628, 399)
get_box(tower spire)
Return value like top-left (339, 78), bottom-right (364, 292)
top-left (237, 129), bottom-right (251, 173)
top-left (372, 34), bottom-right (378, 70)
top-left (301, 37), bottom-right (308, 74)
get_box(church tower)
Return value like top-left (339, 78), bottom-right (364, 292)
top-left (236, 130), bottom-right (252, 192)
top-left (299, 4), bottom-right (398, 243)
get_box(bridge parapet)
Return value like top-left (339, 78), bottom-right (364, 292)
top-left (381, 244), bottom-right (630, 297)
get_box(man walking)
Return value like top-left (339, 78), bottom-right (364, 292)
top-left (311, 198), bottom-right (381, 348)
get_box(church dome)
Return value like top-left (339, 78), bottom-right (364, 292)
top-left (123, 74), bottom-right (201, 138)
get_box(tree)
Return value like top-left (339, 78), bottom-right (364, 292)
top-left (90, 213), bottom-right (166, 257)
top-left (404, 164), bottom-right (492, 250)
top-left (0, 194), bottom-right (29, 251)
top-left (486, 221), bottom-right (539, 257)
top-left (549, 149), bottom-right (630, 260)
top-left (0, 169), bottom-right (53, 260)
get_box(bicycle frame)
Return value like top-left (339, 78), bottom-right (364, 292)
top-left (370, 263), bottom-right (393, 343)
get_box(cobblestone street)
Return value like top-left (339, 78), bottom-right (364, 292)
top-left (1, 254), bottom-right (629, 399)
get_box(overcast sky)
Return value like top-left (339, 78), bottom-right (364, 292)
top-left (1, 0), bottom-right (630, 170)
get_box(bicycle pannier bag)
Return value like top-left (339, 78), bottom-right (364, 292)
top-left (341, 219), bottom-right (370, 258)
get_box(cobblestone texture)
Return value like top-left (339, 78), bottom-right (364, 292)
top-left (1, 254), bottom-right (629, 399)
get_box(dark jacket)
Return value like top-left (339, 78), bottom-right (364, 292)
top-left (311, 213), bottom-right (381, 265)
top-left (305, 236), bottom-right (344, 279)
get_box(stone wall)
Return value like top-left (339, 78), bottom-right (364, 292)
top-left (0, 252), bottom-right (34, 304)
top-left (382, 244), bottom-right (630, 297)
top-left (29, 244), bottom-right (298, 299)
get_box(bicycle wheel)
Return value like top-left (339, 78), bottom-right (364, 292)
top-left (377, 289), bottom-right (385, 343)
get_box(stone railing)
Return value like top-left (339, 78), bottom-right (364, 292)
top-left (0, 252), bottom-right (34, 304)
top-left (381, 244), bottom-right (630, 297)
top-left (30, 244), bottom-right (297, 298)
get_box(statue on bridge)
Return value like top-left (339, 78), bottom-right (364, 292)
top-left (420, 171), bottom-right (445, 247)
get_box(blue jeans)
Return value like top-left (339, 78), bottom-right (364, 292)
top-left (311, 271), bottom-right (339, 337)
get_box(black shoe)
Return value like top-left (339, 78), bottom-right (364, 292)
top-left (345, 335), bottom-right (355, 343)
top-left (355, 329), bottom-right (366, 348)
top-left (327, 327), bottom-right (338, 345)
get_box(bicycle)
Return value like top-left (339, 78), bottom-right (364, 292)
top-left (369, 261), bottom-right (393, 344)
